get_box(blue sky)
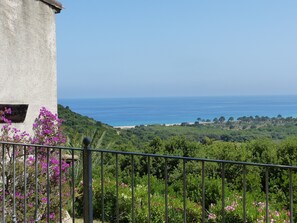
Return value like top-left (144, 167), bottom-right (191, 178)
top-left (56, 0), bottom-right (297, 99)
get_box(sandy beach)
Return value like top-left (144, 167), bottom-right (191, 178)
top-left (114, 122), bottom-right (197, 129)
top-left (114, 125), bottom-right (136, 129)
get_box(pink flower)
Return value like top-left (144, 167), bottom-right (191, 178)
top-left (208, 213), bottom-right (217, 220)
top-left (49, 212), bottom-right (55, 219)
top-left (4, 107), bottom-right (12, 114)
top-left (41, 197), bottom-right (48, 203)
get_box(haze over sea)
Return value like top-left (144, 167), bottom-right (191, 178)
top-left (59, 95), bottom-right (297, 127)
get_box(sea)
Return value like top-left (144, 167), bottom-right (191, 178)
top-left (59, 95), bottom-right (297, 127)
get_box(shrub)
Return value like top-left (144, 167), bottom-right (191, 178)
top-left (75, 176), bottom-right (202, 222)
top-left (207, 192), bottom-right (290, 223)
top-left (0, 107), bottom-right (70, 222)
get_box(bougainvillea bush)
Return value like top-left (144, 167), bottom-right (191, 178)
top-left (0, 107), bottom-right (70, 222)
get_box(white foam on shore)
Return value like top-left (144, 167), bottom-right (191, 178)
top-left (114, 122), bottom-right (198, 129)
top-left (114, 125), bottom-right (136, 129)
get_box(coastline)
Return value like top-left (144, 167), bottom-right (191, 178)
top-left (59, 96), bottom-right (297, 130)
top-left (59, 96), bottom-right (297, 129)
top-left (114, 122), bottom-right (196, 129)
top-left (114, 125), bottom-right (136, 129)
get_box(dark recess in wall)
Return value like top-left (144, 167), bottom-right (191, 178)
top-left (0, 104), bottom-right (29, 123)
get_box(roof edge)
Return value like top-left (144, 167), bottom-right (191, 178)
top-left (39, 0), bottom-right (63, 13)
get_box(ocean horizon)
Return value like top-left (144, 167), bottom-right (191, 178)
top-left (59, 95), bottom-right (297, 127)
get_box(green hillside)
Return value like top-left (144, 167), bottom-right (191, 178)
top-left (58, 104), bottom-right (119, 149)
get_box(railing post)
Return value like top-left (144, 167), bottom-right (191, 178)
top-left (83, 138), bottom-right (93, 223)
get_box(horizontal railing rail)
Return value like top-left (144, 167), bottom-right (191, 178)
top-left (0, 140), bottom-right (295, 222)
top-left (1, 141), bottom-right (297, 169)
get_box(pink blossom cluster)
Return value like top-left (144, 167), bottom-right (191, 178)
top-left (31, 107), bottom-right (66, 146)
top-left (208, 212), bottom-right (217, 220)
top-left (225, 201), bottom-right (238, 212)
top-left (1, 107), bottom-right (30, 142)
top-left (253, 201), bottom-right (291, 223)
top-left (208, 194), bottom-right (291, 222)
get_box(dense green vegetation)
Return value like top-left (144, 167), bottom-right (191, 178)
top-left (58, 105), bottom-right (297, 222)
top-left (118, 116), bottom-right (297, 148)
top-left (58, 104), bottom-right (119, 149)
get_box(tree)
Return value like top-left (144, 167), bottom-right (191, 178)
top-left (228, 117), bottom-right (234, 122)
top-left (148, 137), bottom-right (163, 154)
top-left (219, 116), bottom-right (226, 123)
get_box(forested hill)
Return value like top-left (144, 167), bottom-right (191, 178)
top-left (58, 104), bottom-right (119, 148)
top-left (120, 117), bottom-right (297, 146)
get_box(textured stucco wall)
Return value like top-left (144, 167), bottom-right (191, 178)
top-left (0, 0), bottom-right (58, 133)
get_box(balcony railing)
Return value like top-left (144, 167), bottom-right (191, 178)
top-left (0, 140), bottom-right (296, 223)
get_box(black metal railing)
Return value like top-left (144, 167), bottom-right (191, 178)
top-left (0, 140), bottom-right (296, 222)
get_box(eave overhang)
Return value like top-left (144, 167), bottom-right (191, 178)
top-left (39, 0), bottom-right (63, 13)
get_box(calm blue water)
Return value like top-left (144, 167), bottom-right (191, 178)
top-left (59, 96), bottom-right (297, 127)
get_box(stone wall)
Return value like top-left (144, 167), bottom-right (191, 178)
top-left (0, 0), bottom-right (60, 133)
